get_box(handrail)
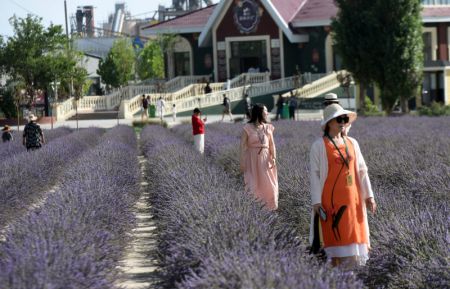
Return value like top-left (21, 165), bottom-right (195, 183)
top-left (229, 72), bottom-right (270, 88)
top-left (285, 71), bottom-right (343, 99)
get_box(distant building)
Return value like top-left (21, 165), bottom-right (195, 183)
top-left (142, 0), bottom-right (450, 107)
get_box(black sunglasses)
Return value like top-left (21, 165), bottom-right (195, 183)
top-left (335, 115), bottom-right (349, 124)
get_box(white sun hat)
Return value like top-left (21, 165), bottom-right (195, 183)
top-left (321, 103), bottom-right (357, 130)
top-left (324, 93), bottom-right (339, 102)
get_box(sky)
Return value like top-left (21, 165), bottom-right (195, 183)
top-left (1, 0), bottom-right (216, 39)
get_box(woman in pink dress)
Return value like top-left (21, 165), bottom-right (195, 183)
top-left (240, 103), bottom-right (278, 210)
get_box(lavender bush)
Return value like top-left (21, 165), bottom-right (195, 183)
top-left (174, 116), bottom-right (449, 288)
top-left (0, 126), bottom-right (72, 162)
top-left (0, 125), bottom-right (140, 288)
top-left (141, 125), bottom-right (362, 288)
top-left (0, 127), bottom-right (104, 229)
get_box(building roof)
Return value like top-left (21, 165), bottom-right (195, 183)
top-left (270, 0), bottom-right (307, 23)
top-left (141, 5), bottom-right (216, 34)
top-left (142, 0), bottom-right (450, 39)
top-left (290, 0), bottom-right (337, 27)
top-left (422, 6), bottom-right (450, 22)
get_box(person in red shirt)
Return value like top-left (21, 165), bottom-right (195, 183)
top-left (191, 108), bottom-right (207, 154)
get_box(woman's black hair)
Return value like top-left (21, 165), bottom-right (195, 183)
top-left (248, 103), bottom-right (267, 124)
top-left (323, 123), bottom-right (330, 136)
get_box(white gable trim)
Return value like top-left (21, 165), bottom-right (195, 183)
top-left (199, 0), bottom-right (229, 47)
top-left (291, 19), bottom-right (332, 28)
top-left (261, 0), bottom-right (309, 43)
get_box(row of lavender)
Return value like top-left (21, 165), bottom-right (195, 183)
top-left (172, 116), bottom-right (450, 288)
top-left (0, 126), bottom-right (73, 163)
top-left (0, 127), bottom-right (104, 229)
top-left (0, 126), bottom-right (141, 288)
top-left (141, 126), bottom-right (362, 288)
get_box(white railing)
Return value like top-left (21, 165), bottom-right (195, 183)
top-left (163, 75), bottom-right (210, 92)
top-left (54, 97), bottom-right (75, 121)
top-left (284, 71), bottom-right (342, 99)
top-left (175, 86), bottom-right (248, 114)
top-left (229, 72), bottom-right (270, 88)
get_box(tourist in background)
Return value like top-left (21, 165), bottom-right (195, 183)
top-left (240, 103), bottom-right (278, 210)
top-left (204, 81), bottom-right (212, 94)
top-left (156, 97), bottom-right (166, 118)
top-left (172, 103), bottom-right (177, 122)
top-left (309, 103), bottom-right (376, 268)
top-left (141, 95), bottom-right (149, 121)
top-left (2, 125), bottom-right (13, 142)
top-left (288, 91), bottom-right (298, 120)
top-left (275, 94), bottom-right (284, 120)
top-left (23, 114), bottom-right (45, 151)
top-left (244, 94), bottom-right (252, 119)
top-left (191, 108), bottom-right (207, 154)
top-left (221, 94), bottom-right (233, 122)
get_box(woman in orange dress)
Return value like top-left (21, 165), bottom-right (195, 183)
top-left (240, 104), bottom-right (278, 210)
top-left (309, 104), bottom-right (377, 267)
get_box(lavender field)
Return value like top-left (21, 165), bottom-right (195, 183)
top-left (0, 118), bottom-right (447, 288)
top-left (167, 116), bottom-right (449, 289)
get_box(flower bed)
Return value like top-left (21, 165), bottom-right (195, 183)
top-left (141, 125), bottom-right (361, 288)
top-left (0, 125), bottom-right (140, 288)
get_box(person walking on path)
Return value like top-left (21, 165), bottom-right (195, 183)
top-left (221, 94), bottom-right (233, 122)
top-left (172, 104), bottom-right (177, 122)
top-left (309, 103), bottom-right (376, 268)
top-left (240, 103), bottom-right (278, 210)
top-left (191, 108), bottom-right (207, 154)
top-left (141, 95), bottom-right (149, 121)
top-left (288, 91), bottom-right (298, 120)
top-left (23, 114), bottom-right (45, 151)
top-left (204, 81), bottom-right (212, 95)
top-left (244, 94), bottom-right (252, 119)
top-left (156, 97), bottom-right (166, 118)
top-left (275, 94), bottom-right (284, 121)
top-left (2, 125), bottom-right (13, 142)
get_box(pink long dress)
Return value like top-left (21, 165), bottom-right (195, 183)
top-left (241, 123), bottom-right (279, 210)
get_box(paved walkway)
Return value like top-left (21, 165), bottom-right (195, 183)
top-left (10, 110), bottom-right (322, 130)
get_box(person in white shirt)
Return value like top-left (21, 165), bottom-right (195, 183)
top-left (156, 97), bottom-right (166, 118)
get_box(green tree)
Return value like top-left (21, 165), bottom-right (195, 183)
top-left (332, 0), bottom-right (379, 113)
top-left (0, 15), bottom-right (86, 115)
top-left (136, 40), bottom-right (164, 80)
top-left (97, 38), bottom-right (135, 88)
top-left (371, 0), bottom-right (423, 113)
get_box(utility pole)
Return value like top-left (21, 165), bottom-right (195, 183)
top-left (64, 0), bottom-right (69, 41)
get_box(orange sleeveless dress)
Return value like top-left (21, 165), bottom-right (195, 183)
top-left (321, 137), bottom-right (368, 249)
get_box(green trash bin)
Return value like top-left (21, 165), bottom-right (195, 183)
top-left (281, 103), bottom-right (289, 119)
top-left (149, 105), bottom-right (156, 118)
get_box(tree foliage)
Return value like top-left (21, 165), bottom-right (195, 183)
top-left (97, 38), bottom-right (135, 88)
top-left (136, 40), bottom-right (164, 80)
top-left (0, 15), bottom-right (88, 116)
top-left (332, 0), bottom-right (424, 114)
top-left (371, 0), bottom-right (423, 113)
top-left (332, 0), bottom-right (379, 112)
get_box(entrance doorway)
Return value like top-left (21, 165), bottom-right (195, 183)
top-left (229, 40), bottom-right (268, 78)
